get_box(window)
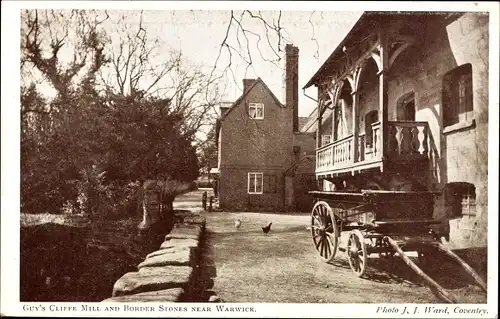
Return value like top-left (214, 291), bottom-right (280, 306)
top-left (248, 172), bottom-right (263, 194)
top-left (321, 135), bottom-right (332, 146)
top-left (248, 173), bottom-right (276, 194)
top-left (442, 64), bottom-right (473, 128)
top-left (444, 182), bottom-right (476, 217)
top-left (249, 103), bottom-right (264, 119)
top-left (263, 174), bottom-right (277, 193)
top-left (397, 92), bottom-right (416, 121)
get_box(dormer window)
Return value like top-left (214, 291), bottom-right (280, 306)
top-left (249, 103), bottom-right (264, 119)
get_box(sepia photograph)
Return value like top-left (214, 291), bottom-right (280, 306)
top-left (1, 1), bottom-right (499, 317)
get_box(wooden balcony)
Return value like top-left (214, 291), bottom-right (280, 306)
top-left (316, 121), bottom-right (430, 177)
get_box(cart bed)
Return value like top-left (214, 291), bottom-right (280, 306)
top-left (309, 190), bottom-right (440, 221)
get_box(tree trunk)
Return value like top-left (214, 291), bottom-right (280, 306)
top-left (137, 180), bottom-right (151, 231)
top-left (160, 193), bottom-right (174, 221)
top-left (158, 190), bottom-right (163, 218)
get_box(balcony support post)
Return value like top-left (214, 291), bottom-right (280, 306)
top-left (316, 114), bottom-right (323, 149)
top-left (377, 29), bottom-right (389, 162)
top-left (351, 91), bottom-right (359, 164)
top-left (332, 104), bottom-right (337, 142)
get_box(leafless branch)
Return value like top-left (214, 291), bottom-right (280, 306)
top-left (21, 9), bottom-right (110, 97)
top-left (207, 10), bottom-right (292, 93)
top-left (309, 11), bottom-right (320, 61)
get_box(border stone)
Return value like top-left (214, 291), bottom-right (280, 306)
top-left (146, 246), bottom-right (189, 259)
top-left (160, 238), bottom-right (199, 250)
top-left (105, 210), bottom-right (206, 302)
top-left (182, 215), bottom-right (206, 229)
top-left (138, 249), bottom-right (193, 268)
top-left (165, 224), bottom-right (202, 241)
top-left (112, 266), bottom-right (192, 297)
top-left (102, 287), bottom-right (184, 302)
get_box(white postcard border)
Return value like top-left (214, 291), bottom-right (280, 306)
top-left (2, 1), bottom-right (498, 318)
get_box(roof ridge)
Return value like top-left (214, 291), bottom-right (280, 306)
top-left (219, 77), bottom-right (284, 122)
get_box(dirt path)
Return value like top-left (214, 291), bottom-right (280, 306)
top-left (175, 190), bottom-right (487, 304)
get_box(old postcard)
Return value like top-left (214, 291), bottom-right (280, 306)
top-left (1, 1), bottom-right (499, 318)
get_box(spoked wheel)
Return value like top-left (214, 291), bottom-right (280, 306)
top-left (346, 230), bottom-right (368, 277)
top-left (311, 201), bottom-right (339, 262)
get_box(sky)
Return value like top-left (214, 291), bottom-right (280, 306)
top-left (144, 10), bottom-right (363, 117)
top-left (24, 9), bottom-right (363, 118)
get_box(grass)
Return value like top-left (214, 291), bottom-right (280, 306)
top-left (19, 182), bottom-right (195, 302)
top-left (20, 213), bottom-right (91, 228)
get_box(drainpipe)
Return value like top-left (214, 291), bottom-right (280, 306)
top-left (301, 88), bottom-right (320, 134)
top-left (302, 88), bottom-right (318, 103)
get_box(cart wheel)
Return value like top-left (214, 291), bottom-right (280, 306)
top-left (311, 201), bottom-right (339, 262)
top-left (346, 230), bottom-right (368, 277)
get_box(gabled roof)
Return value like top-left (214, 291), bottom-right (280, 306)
top-left (298, 117), bottom-right (309, 131)
top-left (300, 106), bottom-right (333, 133)
top-left (303, 12), bottom-right (366, 89)
top-left (284, 155), bottom-right (316, 175)
top-left (219, 77), bottom-right (284, 122)
top-left (303, 11), bottom-right (461, 89)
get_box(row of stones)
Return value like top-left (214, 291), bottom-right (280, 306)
top-left (102, 213), bottom-right (206, 302)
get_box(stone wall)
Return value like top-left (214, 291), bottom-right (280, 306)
top-left (386, 13), bottom-right (489, 248)
top-left (102, 211), bottom-right (206, 302)
top-left (315, 13), bottom-right (489, 249)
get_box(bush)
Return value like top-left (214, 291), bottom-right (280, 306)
top-left (21, 74), bottom-right (199, 219)
top-left (189, 181), bottom-right (198, 191)
top-left (91, 180), bottom-right (142, 220)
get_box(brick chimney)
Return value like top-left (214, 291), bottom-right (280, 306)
top-left (243, 79), bottom-right (257, 92)
top-left (285, 44), bottom-right (299, 132)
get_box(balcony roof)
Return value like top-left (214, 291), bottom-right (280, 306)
top-left (303, 12), bottom-right (371, 89)
top-left (303, 11), bottom-right (462, 90)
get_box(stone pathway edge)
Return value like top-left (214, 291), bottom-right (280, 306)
top-left (101, 211), bottom-right (206, 303)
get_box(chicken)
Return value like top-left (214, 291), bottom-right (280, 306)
top-left (235, 218), bottom-right (242, 229)
top-left (262, 222), bottom-right (272, 235)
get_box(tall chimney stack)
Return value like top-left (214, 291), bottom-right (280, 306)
top-left (285, 44), bottom-right (299, 132)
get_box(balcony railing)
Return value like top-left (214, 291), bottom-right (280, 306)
top-left (316, 135), bottom-right (353, 172)
top-left (361, 122), bottom-right (381, 161)
top-left (316, 121), bottom-right (430, 174)
top-left (387, 121), bottom-right (429, 160)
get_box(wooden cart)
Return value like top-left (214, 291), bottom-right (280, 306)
top-left (309, 190), bottom-right (486, 303)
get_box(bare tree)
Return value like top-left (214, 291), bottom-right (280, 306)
top-left (208, 10), bottom-right (289, 89)
top-left (208, 10), bottom-right (321, 87)
top-left (101, 11), bottom-right (178, 99)
top-left (101, 11), bottom-right (221, 143)
top-left (203, 10), bottom-right (322, 155)
top-left (90, 11), bottom-right (222, 229)
top-left (20, 9), bottom-right (112, 169)
top-left (21, 9), bottom-right (110, 98)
